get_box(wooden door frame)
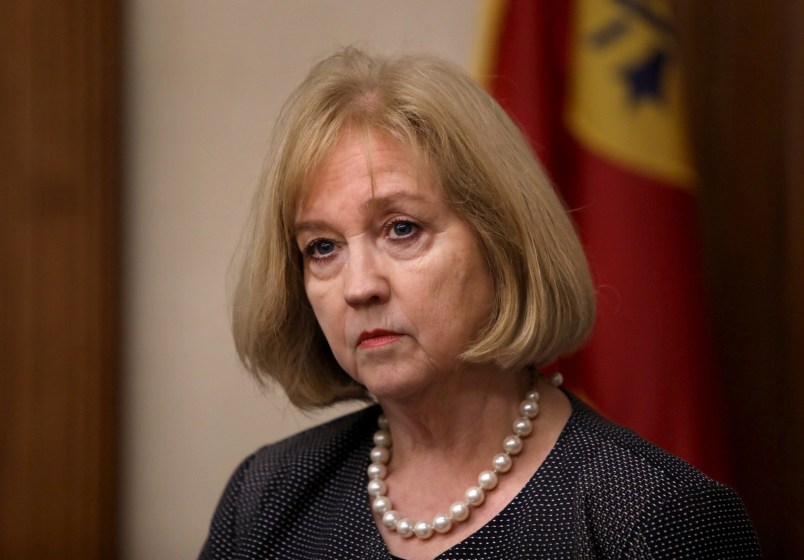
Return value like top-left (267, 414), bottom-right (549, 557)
top-left (0, 2), bottom-right (121, 558)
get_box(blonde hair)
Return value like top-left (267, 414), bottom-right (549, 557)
top-left (232, 47), bottom-right (595, 409)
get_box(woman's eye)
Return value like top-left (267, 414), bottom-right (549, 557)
top-left (389, 220), bottom-right (418, 239)
top-left (306, 239), bottom-right (336, 259)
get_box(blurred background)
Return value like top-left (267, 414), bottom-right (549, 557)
top-left (1, 1), bottom-right (801, 558)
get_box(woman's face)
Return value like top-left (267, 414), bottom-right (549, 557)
top-left (294, 129), bottom-right (495, 400)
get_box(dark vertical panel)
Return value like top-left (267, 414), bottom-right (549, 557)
top-left (783, 1), bottom-right (804, 557)
top-left (0, 1), bottom-right (121, 558)
top-left (677, 0), bottom-right (804, 556)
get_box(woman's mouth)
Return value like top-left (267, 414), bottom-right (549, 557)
top-left (357, 329), bottom-right (402, 349)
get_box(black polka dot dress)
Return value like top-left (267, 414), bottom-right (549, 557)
top-left (199, 393), bottom-right (761, 559)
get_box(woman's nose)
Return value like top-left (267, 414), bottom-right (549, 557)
top-left (343, 246), bottom-right (390, 307)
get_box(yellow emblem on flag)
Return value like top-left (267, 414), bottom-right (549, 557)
top-left (566, 0), bottom-right (696, 187)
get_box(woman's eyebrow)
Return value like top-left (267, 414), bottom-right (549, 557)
top-left (362, 192), bottom-right (428, 213)
top-left (293, 221), bottom-right (331, 237)
top-left (294, 192), bottom-right (429, 235)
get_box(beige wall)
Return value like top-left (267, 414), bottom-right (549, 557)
top-left (122, 1), bottom-right (480, 557)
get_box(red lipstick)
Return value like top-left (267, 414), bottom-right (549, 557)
top-left (357, 329), bottom-right (401, 348)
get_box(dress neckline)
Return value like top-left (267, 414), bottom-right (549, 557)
top-left (366, 389), bottom-right (583, 559)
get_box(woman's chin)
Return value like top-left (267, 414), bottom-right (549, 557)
top-left (357, 368), bottom-right (436, 404)
top-left (349, 351), bottom-right (461, 404)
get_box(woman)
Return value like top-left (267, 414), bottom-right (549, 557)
top-left (200, 48), bottom-right (759, 559)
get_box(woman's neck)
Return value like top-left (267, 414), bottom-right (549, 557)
top-left (371, 372), bottom-right (572, 560)
top-left (376, 367), bottom-right (531, 467)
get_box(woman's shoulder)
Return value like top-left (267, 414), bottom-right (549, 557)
top-left (199, 405), bottom-right (379, 558)
top-left (555, 392), bottom-right (761, 557)
top-left (234, 404), bottom-right (379, 486)
top-left (562, 392), bottom-right (728, 495)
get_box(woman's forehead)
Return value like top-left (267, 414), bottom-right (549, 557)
top-left (295, 127), bottom-right (437, 208)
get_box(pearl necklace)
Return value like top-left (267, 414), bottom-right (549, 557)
top-left (367, 372), bottom-right (563, 540)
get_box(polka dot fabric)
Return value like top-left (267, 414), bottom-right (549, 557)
top-left (199, 393), bottom-right (760, 559)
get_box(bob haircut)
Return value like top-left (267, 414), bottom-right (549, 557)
top-left (232, 47), bottom-right (596, 409)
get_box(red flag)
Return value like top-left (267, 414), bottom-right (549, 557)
top-left (475, 0), bottom-right (729, 481)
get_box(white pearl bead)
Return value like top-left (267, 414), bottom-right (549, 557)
top-left (372, 496), bottom-right (392, 514)
top-left (450, 501), bottom-right (470, 521)
top-left (370, 446), bottom-right (390, 464)
top-left (396, 518), bottom-right (414, 538)
top-left (382, 510), bottom-right (399, 529)
top-left (373, 429), bottom-right (392, 447)
top-left (367, 479), bottom-right (387, 497)
top-left (525, 389), bottom-right (540, 402)
top-left (550, 372), bottom-right (564, 386)
top-left (503, 435), bottom-right (523, 455)
top-left (513, 417), bottom-right (533, 437)
top-left (519, 399), bottom-right (540, 419)
top-left (414, 521), bottom-right (434, 540)
top-left (367, 463), bottom-right (387, 480)
top-left (433, 513), bottom-right (452, 533)
top-left (377, 414), bottom-right (390, 429)
top-left (492, 452), bottom-right (512, 473)
top-left (478, 470), bottom-right (498, 490)
top-left (465, 486), bottom-right (485, 506)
